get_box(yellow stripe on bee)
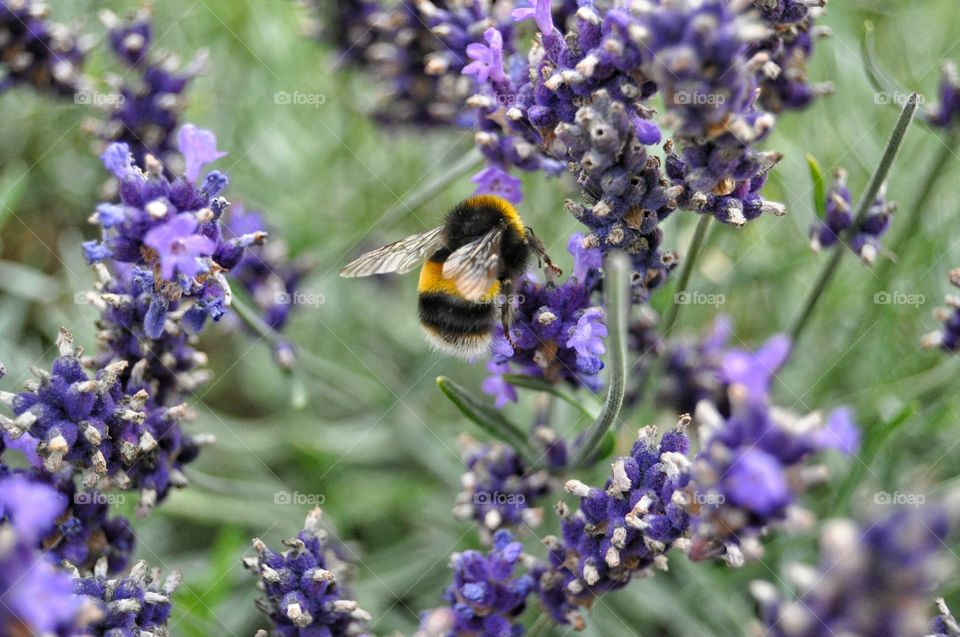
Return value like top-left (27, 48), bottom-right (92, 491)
top-left (464, 194), bottom-right (526, 237)
top-left (417, 260), bottom-right (500, 300)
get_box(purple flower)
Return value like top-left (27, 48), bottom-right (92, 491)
top-left (923, 268), bottom-right (960, 352)
top-left (0, 474), bottom-right (84, 636)
top-left (492, 275), bottom-right (604, 389)
top-left (567, 307), bottom-right (607, 361)
top-left (0, 473), bottom-right (66, 540)
top-left (435, 529), bottom-right (533, 637)
top-left (463, 28), bottom-right (506, 84)
top-left (752, 503), bottom-right (954, 637)
top-left (723, 448), bottom-right (790, 517)
top-left (810, 168), bottom-right (896, 265)
top-left (511, 0), bottom-right (554, 35)
top-left (536, 422), bottom-right (692, 628)
top-left (101, 143), bottom-right (136, 179)
top-left (471, 165), bottom-right (523, 204)
top-left (178, 123), bottom-right (227, 182)
top-left (689, 390), bottom-right (859, 564)
top-left (567, 233), bottom-right (602, 284)
top-left (3, 328), bottom-right (203, 513)
top-left (98, 13), bottom-right (202, 168)
top-left (454, 435), bottom-right (552, 535)
top-left (74, 559), bottom-right (180, 635)
top-left (657, 314), bottom-right (733, 414)
top-left (246, 509), bottom-right (371, 636)
top-left (144, 213), bottom-right (217, 280)
top-left (481, 361), bottom-right (518, 409)
top-left (720, 333), bottom-right (791, 402)
top-left (0, 0), bottom-right (86, 96)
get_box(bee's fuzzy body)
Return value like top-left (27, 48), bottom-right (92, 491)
top-left (416, 195), bottom-right (531, 358)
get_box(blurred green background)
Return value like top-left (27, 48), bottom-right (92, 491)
top-left (1, 0), bottom-right (960, 635)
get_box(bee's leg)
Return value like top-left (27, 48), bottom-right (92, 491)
top-left (497, 279), bottom-right (518, 350)
top-left (525, 227), bottom-right (562, 283)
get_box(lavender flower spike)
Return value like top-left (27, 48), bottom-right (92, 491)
top-left (433, 529), bottom-right (534, 637)
top-left (751, 502), bottom-right (954, 637)
top-left (72, 557), bottom-right (181, 636)
top-left (246, 508), bottom-right (372, 636)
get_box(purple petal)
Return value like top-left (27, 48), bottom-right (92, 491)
top-left (178, 123), bottom-right (227, 182)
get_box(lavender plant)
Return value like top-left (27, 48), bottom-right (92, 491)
top-left (2, 1), bottom-right (958, 636)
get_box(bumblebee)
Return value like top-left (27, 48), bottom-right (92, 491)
top-left (340, 195), bottom-right (560, 358)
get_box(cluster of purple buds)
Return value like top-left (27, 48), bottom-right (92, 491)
top-left (52, 480), bottom-right (136, 575)
top-left (0, 0), bottom-right (87, 96)
top-left (809, 168), bottom-right (896, 265)
top-left (749, 0), bottom-right (833, 112)
top-left (97, 10), bottom-right (205, 169)
top-left (1, 328), bottom-right (203, 514)
top-left (666, 139), bottom-right (785, 227)
top-left (535, 420), bottom-right (692, 629)
top-left (491, 283), bottom-right (605, 390)
top-left (318, 0), bottom-right (474, 127)
top-left (925, 61), bottom-right (960, 129)
top-left (557, 92), bottom-right (681, 295)
top-left (245, 509), bottom-right (372, 637)
top-left (453, 434), bottom-right (553, 534)
top-left (71, 558), bottom-right (180, 636)
top-left (922, 268), bottom-right (960, 352)
top-left (430, 529), bottom-right (534, 637)
top-left (751, 503), bottom-right (954, 637)
top-left (0, 472), bottom-right (91, 636)
top-left (688, 334), bottom-right (860, 565)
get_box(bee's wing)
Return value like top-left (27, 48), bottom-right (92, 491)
top-left (340, 226), bottom-right (447, 277)
top-left (442, 227), bottom-right (504, 301)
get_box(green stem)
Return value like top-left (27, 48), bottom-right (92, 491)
top-left (788, 93), bottom-right (919, 343)
top-left (659, 214), bottom-right (712, 339)
top-left (630, 214), bottom-right (712, 414)
top-left (876, 127), bottom-right (959, 283)
top-left (570, 252), bottom-right (630, 469)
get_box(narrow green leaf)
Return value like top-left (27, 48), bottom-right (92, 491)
top-left (437, 376), bottom-right (536, 462)
top-left (806, 153), bottom-right (827, 219)
top-left (502, 373), bottom-right (601, 419)
top-left (831, 402), bottom-right (916, 515)
top-left (570, 252), bottom-right (630, 469)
